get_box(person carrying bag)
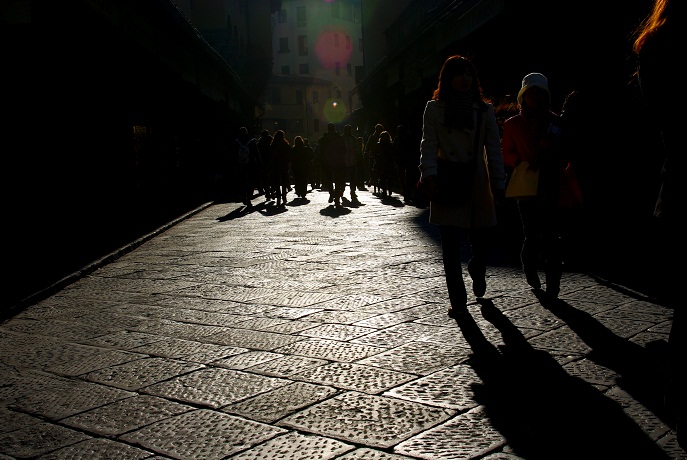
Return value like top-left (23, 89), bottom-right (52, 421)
top-left (418, 55), bottom-right (506, 317)
top-left (501, 72), bottom-right (571, 298)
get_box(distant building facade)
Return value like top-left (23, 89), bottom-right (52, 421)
top-left (266, 0), bottom-right (364, 139)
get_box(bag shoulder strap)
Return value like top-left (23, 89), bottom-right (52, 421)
top-left (470, 105), bottom-right (484, 168)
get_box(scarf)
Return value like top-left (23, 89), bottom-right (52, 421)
top-left (444, 93), bottom-right (475, 130)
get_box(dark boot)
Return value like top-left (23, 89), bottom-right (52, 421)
top-left (524, 268), bottom-right (541, 289)
top-left (545, 275), bottom-right (560, 298)
top-left (521, 236), bottom-right (541, 289)
top-left (446, 276), bottom-right (468, 317)
top-left (544, 236), bottom-right (562, 297)
top-left (468, 260), bottom-right (486, 298)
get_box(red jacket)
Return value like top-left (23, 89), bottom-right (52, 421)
top-left (501, 109), bottom-right (561, 169)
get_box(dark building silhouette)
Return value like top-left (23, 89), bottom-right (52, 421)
top-left (1, 0), bottom-right (274, 310)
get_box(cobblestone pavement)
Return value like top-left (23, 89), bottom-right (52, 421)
top-left (0, 188), bottom-right (684, 459)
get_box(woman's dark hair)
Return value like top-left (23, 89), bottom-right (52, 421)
top-left (293, 135), bottom-right (304, 147)
top-left (270, 129), bottom-right (288, 146)
top-left (432, 55), bottom-right (483, 102)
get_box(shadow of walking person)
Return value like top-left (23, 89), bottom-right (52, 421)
top-left (216, 202), bottom-right (266, 221)
top-left (533, 292), bottom-right (677, 433)
top-left (452, 298), bottom-right (671, 459)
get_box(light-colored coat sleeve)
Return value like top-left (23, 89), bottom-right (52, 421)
top-left (419, 100), bottom-right (440, 179)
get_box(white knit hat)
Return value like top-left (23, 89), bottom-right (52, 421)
top-left (517, 72), bottom-right (550, 104)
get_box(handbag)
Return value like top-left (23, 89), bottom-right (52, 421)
top-left (505, 161), bottom-right (539, 199)
top-left (435, 157), bottom-right (476, 203)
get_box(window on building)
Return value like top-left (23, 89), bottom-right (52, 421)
top-left (298, 35), bottom-right (308, 56)
top-left (335, 62), bottom-right (340, 76)
top-left (299, 63), bottom-right (309, 74)
top-left (345, 35), bottom-right (351, 50)
top-left (271, 88), bottom-right (281, 104)
top-left (342, 3), bottom-right (353, 21)
top-left (281, 65), bottom-right (290, 75)
top-left (355, 65), bottom-right (364, 83)
top-left (296, 90), bottom-right (303, 106)
top-left (347, 63), bottom-right (352, 76)
top-left (334, 33), bottom-right (339, 47)
top-left (359, 38), bottom-right (363, 52)
top-left (336, 89), bottom-right (342, 99)
top-left (313, 91), bottom-right (319, 104)
top-left (330, 2), bottom-right (339, 18)
top-left (314, 119), bottom-right (320, 132)
top-left (279, 37), bottom-right (289, 53)
top-left (296, 6), bottom-right (306, 27)
top-left (278, 9), bottom-right (287, 23)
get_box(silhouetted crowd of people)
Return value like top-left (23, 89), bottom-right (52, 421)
top-left (228, 122), bottom-right (421, 209)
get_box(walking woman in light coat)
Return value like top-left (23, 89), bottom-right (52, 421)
top-left (419, 54), bottom-right (506, 317)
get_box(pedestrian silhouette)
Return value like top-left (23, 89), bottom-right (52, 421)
top-left (501, 72), bottom-right (568, 298)
top-left (392, 124), bottom-right (420, 205)
top-left (375, 130), bottom-right (396, 198)
top-left (291, 135), bottom-right (312, 200)
top-left (268, 129), bottom-right (291, 207)
top-left (233, 126), bottom-right (261, 209)
top-left (632, 0), bottom-right (686, 449)
top-left (364, 123), bottom-right (385, 190)
top-left (418, 54), bottom-right (506, 317)
top-left (342, 124), bottom-right (360, 204)
top-left (318, 123), bottom-right (346, 208)
top-left (256, 129), bottom-right (273, 199)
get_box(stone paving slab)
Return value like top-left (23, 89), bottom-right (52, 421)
top-left (277, 391), bottom-right (454, 448)
top-left (228, 431), bottom-right (354, 459)
top-left (0, 190), bottom-right (682, 459)
top-left (293, 362), bottom-right (417, 393)
top-left (222, 381), bottom-right (339, 423)
top-left (0, 422), bottom-right (91, 458)
top-left (60, 394), bottom-right (194, 436)
top-left (141, 367), bottom-right (291, 409)
top-left (37, 438), bottom-right (157, 459)
top-left (83, 357), bottom-right (206, 391)
top-left (357, 340), bottom-right (470, 375)
top-left (119, 409), bottom-right (287, 459)
top-left (9, 376), bottom-right (135, 420)
top-left (394, 405), bottom-right (507, 459)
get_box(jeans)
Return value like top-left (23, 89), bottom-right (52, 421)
top-left (517, 198), bottom-right (563, 290)
top-left (439, 225), bottom-right (491, 308)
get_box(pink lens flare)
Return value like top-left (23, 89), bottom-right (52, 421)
top-left (314, 29), bottom-right (352, 70)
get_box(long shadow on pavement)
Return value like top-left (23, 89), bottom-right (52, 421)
top-left (216, 202), bottom-right (268, 221)
top-left (534, 292), bottom-right (674, 429)
top-left (453, 299), bottom-right (670, 459)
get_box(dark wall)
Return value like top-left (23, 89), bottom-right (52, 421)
top-left (2, 1), bottom-right (252, 310)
